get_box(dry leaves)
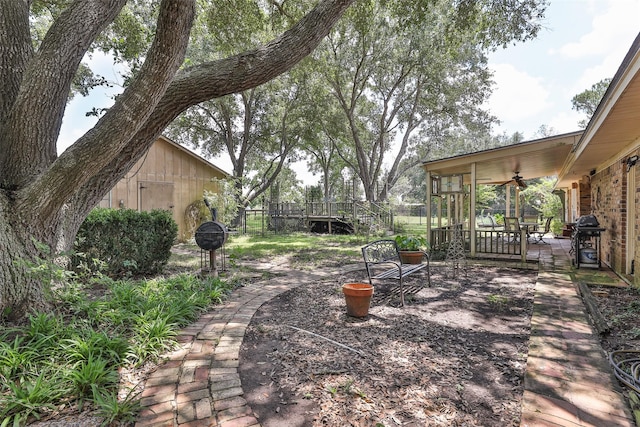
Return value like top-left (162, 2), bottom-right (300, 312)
top-left (240, 265), bottom-right (536, 426)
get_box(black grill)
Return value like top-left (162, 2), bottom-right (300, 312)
top-left (576, 214), bottom-right (599, 228)
top-left (195, 221), bottom-right (228, 251)
top-left (572, 214), bottom-right (604, 268)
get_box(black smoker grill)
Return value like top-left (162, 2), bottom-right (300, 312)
top-left (572, 214), bottom-right (605, 269)
top-left (194, 201), bottom-right (228, 276)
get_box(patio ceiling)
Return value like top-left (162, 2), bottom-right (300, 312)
top-left (422, 131), bottom-right (583, 187)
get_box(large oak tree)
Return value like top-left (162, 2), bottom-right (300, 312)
top-left (0, 0), bottom-right (354, 319)
top-left (308, 0), bottom-right (547, 202)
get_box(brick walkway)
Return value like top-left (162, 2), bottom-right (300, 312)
top-left (520, 238), bottom-right (633, 427)
top-left (134, 265), bottom-right (331, 427)
top-left (135, 240), bottom-right (635, 427)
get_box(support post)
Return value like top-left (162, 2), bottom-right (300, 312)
top-left (426, 171), bottom-right (432, 246)
top-left (470, 163), bottom-right (476, 257)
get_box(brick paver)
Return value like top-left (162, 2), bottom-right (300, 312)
top-left (134, 264), bottom-right (330, 427)
top-left (520, 239), bottom-right (633, 426)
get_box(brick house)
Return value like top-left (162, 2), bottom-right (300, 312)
top-left (557, 32), bottom-right (640, 283)
top-left (422, 31), bottom-right (640, 284)
top-left (98, 135), bottom-right (230, 241)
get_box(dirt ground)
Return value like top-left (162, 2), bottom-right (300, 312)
top-left (589, 284), bottom-right (640, 354)
top-left (239, 264), bottom-right (537, 427)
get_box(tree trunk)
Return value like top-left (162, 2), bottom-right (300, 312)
top-left (0, 195), bottom-right (50, 320)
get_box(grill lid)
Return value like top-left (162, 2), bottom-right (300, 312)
top-left (195, 221), bottom-right (228, 251)
top-left (576, 214), bottom-right (599, 227)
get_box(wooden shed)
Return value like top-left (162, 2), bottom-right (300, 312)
top-left (98, 135), bottom-right (230, 241)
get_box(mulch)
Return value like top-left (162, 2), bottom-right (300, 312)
top-left (239, 264), bottom-right (537, 426)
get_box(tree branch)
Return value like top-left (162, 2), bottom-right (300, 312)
top-left (1, 0), bottom-right (127, 187)
top-left (67, 0), bottom-right (355, 224)
top-left (18, 0), bottom-right (195, 224)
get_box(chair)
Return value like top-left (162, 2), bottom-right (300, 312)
top-left (530, 217), bottom-right (552, 244)
top-left (477, 215), bottom-right (503, 231)
top-left (503, 217), bottom-right (523, 242)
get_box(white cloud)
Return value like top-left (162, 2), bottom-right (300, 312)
top-left (487, 1), bottom-right (640, 139)
top-left (553, 0), bottom-right (640, 59)
top-left (562, 1), bottom-right (640, 109)
top-left (486, 63), bottom-right (551, 123)
top-left (548, 110), bottom-right (583, 134)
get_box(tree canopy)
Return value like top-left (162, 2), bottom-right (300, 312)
top-left (571, 78), bottom-right (612, 128)
top-left (0, 0), bottom-right (548, 318)
top-left (166, 0), bottom-right (548, 205)
top-left (0, 0), bottom-right (355, 318)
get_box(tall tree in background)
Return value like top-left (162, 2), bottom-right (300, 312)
top-left (572, 78), bottom-right (612, 128)
top-left (167, 73), bottom-right (308, 220)
top-left (298, 71), bottom-right (352, 201)
top-left (167, 1), bottom-right (324, 215)
top-left (310, 0), bottom-right (547, 202)
top-left (0, 0), bottom-right (354, 319)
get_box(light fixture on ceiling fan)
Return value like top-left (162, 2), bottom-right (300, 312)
top-left (498, 172), bottom-right (527, 189)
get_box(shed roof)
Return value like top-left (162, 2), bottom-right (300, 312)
top-left (158, 135), bottom-right (231, 178)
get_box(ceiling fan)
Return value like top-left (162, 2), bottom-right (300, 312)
top-left (499, 172), bottom-right (527, 189)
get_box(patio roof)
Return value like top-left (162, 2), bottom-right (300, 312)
top-left (422, 131), bottom-right (583, 186)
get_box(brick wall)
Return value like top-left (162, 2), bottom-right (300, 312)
top-left (591, 161), bottom-right (623, 273)
top-left (590, 154), bottom-right (640, 285)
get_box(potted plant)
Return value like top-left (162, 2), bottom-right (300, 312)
top-left (394, 234), bottom-right (429, 264)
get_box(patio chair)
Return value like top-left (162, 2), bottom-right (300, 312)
top-left (530, 217), bottom-right (552, 244)
top-left (477, 215), bottom-right (504, 230)
top-left (503, 217), bottom-right (523, 242)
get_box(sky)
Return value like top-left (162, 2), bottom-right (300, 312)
top-left (57, 0), bottom-right (640, 182)
top-left (487, 0), bottom-right (640, 139)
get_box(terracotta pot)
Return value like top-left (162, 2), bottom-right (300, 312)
top-left (342, 283), bottom-right (374, 317)
top-left (399, 250), bottom-right (423, 264)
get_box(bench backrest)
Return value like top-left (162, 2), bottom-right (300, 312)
top-left (361, 239), bottom-right (400, 264)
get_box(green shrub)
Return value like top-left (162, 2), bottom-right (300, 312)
top-left (550, 218), bottom-right (563, 236)
top-left (0, 271), bottom-right (233, 425)
top-left (393, 234), bottom-right (428, 251)
top-left (74, 208), bottom-right (177, 278)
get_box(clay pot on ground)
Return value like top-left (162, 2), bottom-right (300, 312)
top-left (342, 283), bottom-right (374, 317)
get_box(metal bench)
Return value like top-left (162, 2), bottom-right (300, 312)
top-left (361, 239), bottom-right (431, 306)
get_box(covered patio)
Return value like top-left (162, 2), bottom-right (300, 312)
top-left (422, 131), bottom-right (583, 261)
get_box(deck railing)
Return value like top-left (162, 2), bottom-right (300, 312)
top-left (430, 227), bottom-right (526, 257)
top-left (474, 230), bottom-right (523, 255)
top-left (430, 226), bottom-right (471, 251)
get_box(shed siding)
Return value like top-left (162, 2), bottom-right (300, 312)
top-left (98, 137), bottom-right (226, 241)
